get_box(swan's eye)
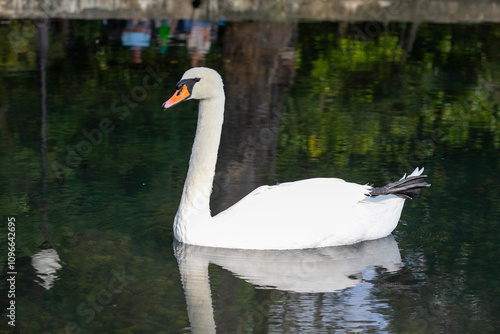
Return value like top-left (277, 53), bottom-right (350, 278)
top-left (175, 78), bottom-right (201, 96)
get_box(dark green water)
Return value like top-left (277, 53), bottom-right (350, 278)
top-left (1, 19), bottom-right (500, 333)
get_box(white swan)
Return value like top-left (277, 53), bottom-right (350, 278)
top-left (162, 67), bottom-right (430, 250)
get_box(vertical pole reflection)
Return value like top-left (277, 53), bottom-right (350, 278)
top-left (32, 20), bottom-right (62, 291)
top-left (36, 19), bottom-right (50, 239)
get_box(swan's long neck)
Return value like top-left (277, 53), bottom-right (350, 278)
top-left (174, 95), bottom-right (225, 241)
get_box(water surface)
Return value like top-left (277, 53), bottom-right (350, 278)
top-left (1, 18), bottom-right (500, 333)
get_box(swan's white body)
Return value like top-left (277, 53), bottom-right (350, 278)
top-left (164, 67), bottom-right (426, 250)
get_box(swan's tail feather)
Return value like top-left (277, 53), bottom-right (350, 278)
top-left (370, 168), bottom-right (430, 199)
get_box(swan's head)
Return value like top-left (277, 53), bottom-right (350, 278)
top-left (162, 67), bottom-right (224, 109)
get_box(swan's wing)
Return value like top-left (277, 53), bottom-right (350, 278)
top-left (201, 177), bottom-right (403, 249)
top-left (214, 178), bottom-right (370, 223)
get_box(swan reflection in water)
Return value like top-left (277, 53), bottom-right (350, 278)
top-left (174, 235), bottom-right (402, 333)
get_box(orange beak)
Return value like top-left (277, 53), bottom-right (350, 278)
top-left (162, 84), bottom-right (190, 109)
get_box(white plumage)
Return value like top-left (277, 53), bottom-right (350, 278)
top-left (163, 67), bottom-right (429, 250)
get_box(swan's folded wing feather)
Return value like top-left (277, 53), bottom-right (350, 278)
top-left (214, 178), bottom-right (370, 223)
top-left (203, 178), bottom-right (402, 249)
